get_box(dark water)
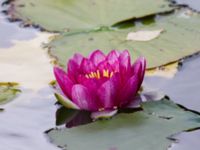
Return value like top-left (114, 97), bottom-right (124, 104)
top-left (175, 0), bottom-right (200, 12)
top-left (0, 0), bottom-right (200, 149)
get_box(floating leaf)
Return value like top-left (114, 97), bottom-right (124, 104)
top-left (48, 11), bottom-right (200, 68)
top-left (9, 0), bottom-right (174, 32)
top-left (47, 99), bottom-right (200, 150)
top-left (0, 83), bottom-right (21, 105)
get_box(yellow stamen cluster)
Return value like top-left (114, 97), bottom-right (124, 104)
top-left (85, 70), bottom-right (100, 79)
top-left (85, 69), bottom-right (114, 79)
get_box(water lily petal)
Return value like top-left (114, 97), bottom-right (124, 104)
top-left (89, 50), bottom-right (106, 66)
top-left (126, 95), bottom-right (142, 108)
top-left (119, 50), bottom-right (131, 72)
top-left (78, 75), bottom-right (98, 89)
top-left (77, 75), bottom-right (104, 108)
top-left (141, 90), bottom-right (165, 102)
top-left (72, 84), bottom-right (97, 111)
top-left (118, 50), bottom-right (132, 83)
top-left (54, 50), bottom-right (146, 113)
top-left (54, 67), bottom-right (74, 98)
top-left (55, 93), bottom-right (80, 109)
top-left (106, 50), bottom-right (120, 72)
top-left (91, 110), bottom-right (118, 120)
top-left (132, 57), bottom-right (146, 88)
top-left (71, 53), bottom-right (84, 65)
top-left (119, 74), bottom-right (140, 107)
top-left (97, 73), bottom-right (120, 109)
top-left (133, 57), bottom-right (146, 76)
top-left (67, 59), bottom-right (80, 82)
top-left (80, 58), bottom-right (96, 74)
top-left (97, 60), bottom-right (113, 74)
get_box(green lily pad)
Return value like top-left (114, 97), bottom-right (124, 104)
top-left (10, 0), bottom-right (173, 32)
top-left (0, 83), bottom-right (21, 105)
top-left (48, 11), bottom-right (200, 68)
top-left (47, 99), bottom-right (200, 150)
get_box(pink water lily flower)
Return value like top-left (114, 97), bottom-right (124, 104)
top-left (54, 50), bottom-right (146, 119)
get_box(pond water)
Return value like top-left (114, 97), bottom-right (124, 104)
top-left (175, 0), bottom-right (200, 12)
top-left (0, 88), bottom-right (59, 150)
top-left (0, 1), bottom-right (36, 48)
top-left (0, 0), bottom-right (58, 149)
top-left (0, 0), bottom-right (200, 149)
top-left (145, 55), bottom-right (200, 150)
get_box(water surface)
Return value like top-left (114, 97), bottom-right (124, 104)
top-left (175, 0), bottom-right (200, 12)
top-left (0, 0), bottom-right (36, 48)
top-left (0, 0), bottom-right (200, 149)
top-left (145, 55), bottom-right (200, 150)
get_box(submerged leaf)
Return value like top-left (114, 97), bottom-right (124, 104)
top-left (0, 83), bottom-right (21, 105)
top-left (47, 99), bottom-right (200, 150)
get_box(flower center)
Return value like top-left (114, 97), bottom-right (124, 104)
top-left (85, 69), bottom-right (114, 79)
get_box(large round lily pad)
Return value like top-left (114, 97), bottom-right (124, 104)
top-left (9, 0), bottom-right (173, 32)
top-left (0, 83), bottom-right (21, 105)
top-left (48, 11), bottom-right (200, 68)
top-left (47, 99), bottom-right (200, 150)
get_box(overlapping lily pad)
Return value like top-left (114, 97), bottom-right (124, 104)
top-left (48, 11), bottom-right (200, 68)
top-left (47, 99), bottom-right (200, 150)
top-left (0, 82), bottom-right (21, 105)
top-left (9, 0), bottom-right (173, 32)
